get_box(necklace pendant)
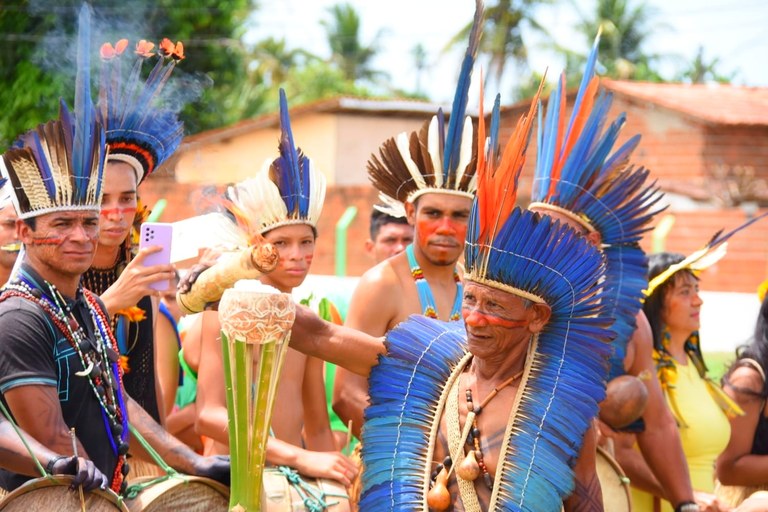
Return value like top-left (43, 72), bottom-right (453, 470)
top-left (67, 316), bottom-right (79, 332)
top-left (427, 466), bottom-right (451, 511)
top-left (457, 449), bottom-right (481, 481)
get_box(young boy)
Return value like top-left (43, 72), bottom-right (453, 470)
top-left (181, 91), bottom-right (357, 496)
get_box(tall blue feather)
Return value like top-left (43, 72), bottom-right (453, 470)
top-left (73, 4), bottom-right (95, 202)
top-left (272, 88), bottom-right (312, 219)
top-left (442, 0), bottom-right (483, 180)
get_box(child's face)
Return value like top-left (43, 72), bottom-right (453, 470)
top-left (260, 223), bottom-right (316, 293)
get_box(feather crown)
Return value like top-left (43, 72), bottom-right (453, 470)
top-left (367, 0), bottom-right (483, 217)
top-left (530, 34), bottom-right (663, 244)
top-left (464, 88), bottom-right (614, 507)
top-left (0, 5), bottom-right (106, 220)
top-left (645, 212), bottom-right (768, 298)
top-left (529, 35), bottom-right (666, 375)
top-left (226, 89), bottom-right (326, 238)
top-left (98, 35), bottom-right (184, 184)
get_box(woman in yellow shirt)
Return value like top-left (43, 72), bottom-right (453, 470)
top-left (633, 252), bottom-right (733, 512)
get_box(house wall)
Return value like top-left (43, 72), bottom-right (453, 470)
top-left (334, 114), bottom-right (428, 185)
top-left (174, 113), bottom-right (339, 185)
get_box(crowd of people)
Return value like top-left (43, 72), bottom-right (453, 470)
top-left (0, 3), bottom-right (767, 512)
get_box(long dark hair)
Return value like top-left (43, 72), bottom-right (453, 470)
top-left (644, 252), bottom-right (688, 351)
top-left (643, 252), bottom-right (708, 376)
top-left (726, 295), bottom-right (768, 398)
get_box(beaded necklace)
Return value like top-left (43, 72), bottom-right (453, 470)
top-left (406, 244), bottom-right (462, 321)
top-left (2, 271), bottom-right (130, 494)
top-left (427, 365), bottom-right (524, 510)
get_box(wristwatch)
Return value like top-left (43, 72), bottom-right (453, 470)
top-left (674, 501), bottom-right (698, 512)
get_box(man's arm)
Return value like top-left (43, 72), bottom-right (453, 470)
top-left (0, 414), bottom-right (109, 490)
top-left (564, 422), bottom-right (603, 512)
top-left (289, 304), bottom-right (384, 377)
top-left (626, 311), bottom-right (694, 505)
top-left (126, 396), bottom-right (229, 484)
top-left (333, 267), bottom-right (398, 438)
top-left (3, 385), bottom-right (88, 458)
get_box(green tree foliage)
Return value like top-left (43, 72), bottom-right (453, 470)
top-left (0, 0), bottom-right (257, 146)
top-left (677, 46), bottom-right (735, 84)
top-left (320, 3), bottom-right (387, 86)
top-left (446, 0), bottom-right (550, 92)
top-left (570, 0), bottom-right (666, 81)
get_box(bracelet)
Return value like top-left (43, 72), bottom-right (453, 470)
top-left (674, 501), bottom-right (698, 512)
top-left (45, 455), bottom-right (68, 475)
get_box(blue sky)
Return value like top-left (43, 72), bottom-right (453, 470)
top-left (246, 0), bottom-right (768, 103)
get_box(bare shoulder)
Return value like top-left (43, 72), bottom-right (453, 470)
top-left (350, 255), bottom-right (406, 307)
top-left (727, 364), bottom-right (765, 395)
top-left (346, 255), bottom-right (407, 335)
top-left (359, 254), bottom-right (405, 289)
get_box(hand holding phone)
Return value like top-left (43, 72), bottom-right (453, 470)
top-left (139, 222), bottom-right (174, 291)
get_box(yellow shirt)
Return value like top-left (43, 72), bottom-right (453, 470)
top-left (631, 357), bottom-right (731, 511)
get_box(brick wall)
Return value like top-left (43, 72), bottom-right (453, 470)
top-left (641, 208), bottom-right (768, 294)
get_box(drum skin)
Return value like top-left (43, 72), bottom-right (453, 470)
top-left (0, 475), bottom-right (128, 512)
top-left (123, 475), bottom-right (229, 512)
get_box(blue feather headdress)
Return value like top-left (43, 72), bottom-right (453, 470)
top-left (360, 79), bottom-right (614, 510)
top-left (529, 35), bottom-right (664, 377)
top-left (0, 5), bottom-right (106, 220)
top-left (98, 36), bottom-right (184, 184)
top-left (367, 0), bottom-right (483, 217)
top-left (226, 89), bottom-right (326, 237)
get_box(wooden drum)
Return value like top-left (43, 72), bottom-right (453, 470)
top-left (262, 468), bottom-right (350, 511)
top-left (0, 475), bottom-right (127, 512)
top-left (123, 475), bottom-right (229, 512)
top-left (596, 445), bottom-right (632, 512)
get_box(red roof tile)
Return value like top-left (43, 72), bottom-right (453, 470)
top-left (603, 80), bottom-right (768, 126)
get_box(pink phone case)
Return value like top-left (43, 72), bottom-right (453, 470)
top-left (139, 222), bottom-right (173, 291)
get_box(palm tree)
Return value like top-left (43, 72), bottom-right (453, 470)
top-left (251, 37), bottom-right (317, 87)
top-left (677, 46), bottom-right (735, 84)
top-left (445, 0), bottom-right (550, 91)
top-left (570, 0), bottom-right (666, 81)
top-left (320, 3), bottom-right (388, 85)
top-left (412, 43), bottom-right (428, 94)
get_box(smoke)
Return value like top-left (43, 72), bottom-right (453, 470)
top-left (23, 1), bottom-right (210, 116)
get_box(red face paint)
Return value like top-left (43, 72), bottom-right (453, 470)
top-left (100, 207), bottom-right (136, 218)
top-left (27, 236), bottom-right (66, 246)
top-left (462, 308), bottom-right (529, 329)
top-left (416, 217), bottom-right (467, 247)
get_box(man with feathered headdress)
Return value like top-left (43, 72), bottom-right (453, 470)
top-left (333, 0), bottom-right (482, 442)
top-left (0, 5), bottom-right (227, 495)
top-left (526, 36), bottom-right (700, 511)
top-left (278, 79), bottom-right (613, 510)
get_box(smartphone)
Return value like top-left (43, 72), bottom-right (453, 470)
top-left (139, 222), bottom-right (173, 291)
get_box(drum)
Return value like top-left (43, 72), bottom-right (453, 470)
top-left (596, 445), bottom-right (632, 512)
top-left (262, 468), bottom-right (350, 511)
top-left (123, 475), bottom-right (229, 512)
top-left (0, 475), bottom-right (127, 511)
top-left (126, 458), bottom-right (165, 481)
